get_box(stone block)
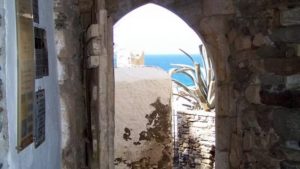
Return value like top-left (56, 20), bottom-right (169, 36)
top-left (229, 134), bottom-right (242, 168)
top-left (273, 108), bottom-right (300, 141)
top-left (242, 131), bottom-right (253, 151)
top-left (205, 35), bottom-right (231, 82)
top-left (256, 46), bottom-right (285, 59)
top-left (270, 26), bottom-right (300, 43)
top-left (215, 151), bottom-right (230, 169)
top-left (86, 38), bottom-right (101, 56)
top-left (228, 29), bottom-right (238, 44)
top-left (203, 0), bottom-right (235, 16)
top-left (200, 16), bottom-right (230, 35)
top-left (245, 84), bottom-right (261, 104)
top-left (253, 33), bottom-right (271, 47)
top-left (260, 90), bottom-right (300, 108)
top-left (280, 7), bottom-right (300, 26)
top-left (234, 36), bottom-right (252, 51)
top-left (216, 85), bottom-right (235, 117)
top-left (87, 55), bottom-right (99, 68)
top-left (259, 74), bottom-right (285, 86)
top-left (216, 117), bottom-right (235, 151)
top-left (280, 160), bottom-right (300, 169)
top-left (289, 43), bottom-right (300, 57)
top-left (86, 24), bottom-right (99, 41)
top-left (286, 74), bottom-right (300, 90)
top-left (263, 58), bottom-right (300, 76)
top-left (285, 140), bottom-right (300, 151)
top-left (280, 146), bottom-right (300, 161)
top-left (79, 0), bottom-right (93, 13)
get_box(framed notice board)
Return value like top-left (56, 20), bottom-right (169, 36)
top-left (16, 0), bottom-right (35, 151)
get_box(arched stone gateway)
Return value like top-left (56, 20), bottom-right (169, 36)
top-left (53, 0), bottom-right (300, 168)
top-left (108, 1), bottom-right (234, 169)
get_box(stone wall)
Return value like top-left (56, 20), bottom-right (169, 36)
top-left (174, 110), bottom-right (215, 169)
top-left (114, 67), bottom-right (172, 169)
top-left (0, 0), bottom-right (8, 168)
top-left (226, 2), bottom-right (300, 168)
top-left (107, 0), bottom-right (300, 169)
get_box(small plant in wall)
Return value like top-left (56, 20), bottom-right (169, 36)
top-left (169, 45), bottom-right (215, 110)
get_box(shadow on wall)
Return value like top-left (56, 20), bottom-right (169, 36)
top-left (115, 98), bottom-right (172, 169)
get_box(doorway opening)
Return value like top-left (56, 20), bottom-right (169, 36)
top-left (113, 3), bottom-right (216, 169)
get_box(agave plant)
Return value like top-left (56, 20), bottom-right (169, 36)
top-left (169, 45), bottom-right (215, 110)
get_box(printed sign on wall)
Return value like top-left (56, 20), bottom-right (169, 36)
top-left (16, 0), bottom-right (35, 151)
top-left (34, 89), bottom-right (46, 148)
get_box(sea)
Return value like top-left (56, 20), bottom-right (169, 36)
top-left (144, 54), bottom-right (203, 86)
top-left (114, 54), bottom-right (204, 86)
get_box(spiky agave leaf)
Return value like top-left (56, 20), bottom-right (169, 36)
top-left (179, 48), bottom-right (195, 65)
top-left (199, 44), bottom-right (214, 86)
top-left (207, 80), bottom-right (215, 108)
top-left (172, 93), bottom-right (194, 102)
top-left (171, 68), bottom-right (197, 86)
top-left (172, 79), bottom-right (201, 107)
top-left (195, 63), bottom-right (208, 97)
top-left (170, 47), bottom-right (216, 110)
top-left (170, 64), bottom-right (195, 70)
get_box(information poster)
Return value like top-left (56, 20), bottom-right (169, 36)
top-left (16, 0), bottom-right (35, 151)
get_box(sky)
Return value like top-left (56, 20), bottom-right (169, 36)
top-left (113, 4), bottom-right (202, 55)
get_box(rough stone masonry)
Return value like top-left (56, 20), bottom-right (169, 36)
top-left (174, 110), bottom-right (215, 169)
top-left (55, 0), bottom-right (300, 168)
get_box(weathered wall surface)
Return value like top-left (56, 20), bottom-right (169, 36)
top-left (0, 0), bottom-right (8, 168)
top-left (114, 67), bottom-right (172, 169)
top-left (53, 0), bottom-right (87, 168)
top-left (107, 0), bottom-right (300, 169)
top-left (174, 110), bottom-right (215, 169)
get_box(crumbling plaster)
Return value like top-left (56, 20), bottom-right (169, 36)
top-left (114, 67), bottom-right (172, 169)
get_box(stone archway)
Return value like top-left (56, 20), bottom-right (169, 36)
top-left (108, 1), bottom-right (233, 169)
top-left (56, 0), bottom-right (300, 168)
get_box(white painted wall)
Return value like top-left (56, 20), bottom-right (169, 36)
top-left (0, 0), bottom-right (9, 168)
top-left (5, 0), bottom-right (61, 168)
top-left (115, 67), bottom-right (172, 168)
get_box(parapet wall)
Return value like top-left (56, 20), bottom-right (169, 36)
top-left (114, 67), bottom-right (172, 169)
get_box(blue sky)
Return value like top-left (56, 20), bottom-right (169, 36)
top-left (113, 4), bottom-right (202, 55)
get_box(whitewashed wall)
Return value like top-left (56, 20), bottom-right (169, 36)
top-left (115, 67), bottom-right (173, 168)
top-left (0, 0), bottom-right (8, 168)
top-left (5, 0), bottom-right (61, 168)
